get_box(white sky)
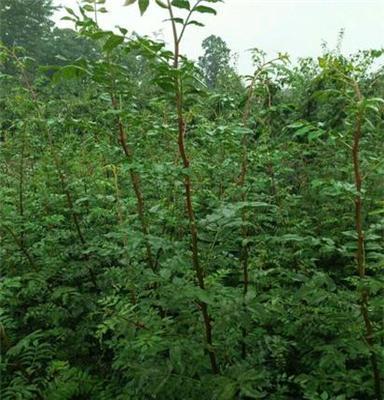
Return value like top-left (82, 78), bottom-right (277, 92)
top-left (53, 0), bottom-right (384, 74)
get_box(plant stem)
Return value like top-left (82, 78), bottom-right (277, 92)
top-left (18, 132), bottom-right (26, 248)
top-left (7, 50), bottom-right (99, 288)
top-left (2, 224), bottom-right (36, 270)
top-left (238, 58), bottom-right (281, 358)
top-left (167, 0), bottom-right (218, 374)
top-left (111, 165), bottom-right (138, 305)
top-left (352, 82), bottom-right (382, 400)
top-left (110, 93), bottom-right (155, 271)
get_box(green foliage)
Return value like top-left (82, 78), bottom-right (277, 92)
top-left (198, 35), bottom-right (238, 89)
top-left (0, 0), bottom-right (54, 63)
top-left (0, 2), bottom-right (384, 399)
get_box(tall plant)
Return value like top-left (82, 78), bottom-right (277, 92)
top-left (125, 0), bottom-right (222, 374)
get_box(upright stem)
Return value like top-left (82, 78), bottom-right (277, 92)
top-left (55, 158), bottom-right (86, 246)
top-left (352, 82), bottom-right (382, 400)
top-left (18, 133), bottom-right (26, 247)
top-left (2, 224), bottom-right (36, 270)
top-left (238, 58), bottom-right (280, 189)
top-left (237, 68), bottom-right (258, 359)
top-left (93, 0), bottom-right (98, 24)
top-left (49, 143), bottom-right (98, 290)
top-left (110, 93), bottom-right (155, 271)
top-left (167, 0), bottom-right (218, 374)
top-left (11, 52), bottom-right (98, 289)
top-left (238, 59), bottom-right (280, 358)
top-left (111, 165), bottom-right (138, 305)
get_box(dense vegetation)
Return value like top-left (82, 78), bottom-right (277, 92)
top-left (1, 1), bottom-right (383, 399)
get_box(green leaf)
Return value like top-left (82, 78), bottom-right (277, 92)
top-left (64, 7), bottom-right (77, 17)
top-left (187, 20), bottom-right (204, 27)
top-left (219, 382), bottom-right (237, 400)
top-left (139, 0), bottom-right (150, 14)
top-left (193, 288), bottom-right (214, 305)
top-left (171, 0), bottom-right (190, 10)
top-left (52, 65), bottom-right (89, 83)
top-left (117, 26), bottom-right (128, 35)
top-left (61, 16), bottom-right (76, 22)
top-left (90, 31), bottom-right (113, 39)
top-left (194, 5), bottom-right (216, 14)
top-left (103, 35), bottom-right (125, 52)
top-left (369, 97), bottom-right (384, 104)
top-left (83, 4), bottom-right (95, 12)
top-left (124, 0), bottom-right (137, 5)
top-left (165, 17), bottom-right (184, 24)
top-left (155, 0), bottom-right (169, 8)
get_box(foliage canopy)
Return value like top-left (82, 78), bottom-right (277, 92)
top-left (0, 1), bottom-right (383, 399)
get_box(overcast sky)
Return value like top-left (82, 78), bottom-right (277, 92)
top-left (53, 0), bottom-right (384, 74)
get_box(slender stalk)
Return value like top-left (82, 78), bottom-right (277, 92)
top-left (93, 0), bottom-right (98, 24)
top-left (237, 66), bottom-right (260, 359)
top-left (238, 58), bottom-right (280, 188)
top-left (1, 224), bottom-right (36, 270)
top-left (9, 50), bottom-right (98, 289)
top-left (55, 158), bottom-right (86, 246)
top-left (237, 58), bottom-right (281, 358)
top-left (177, 0), bottom-right (203, 45)
top-left (50, 146), bottom-right (98, 290)
top-left (110, 93), bottom-right (155, 271)
top-left (166, 0), bottom-right (218, 374)
top-left (18, 132), bottom-right (26, 247)
top-left (111, 165), bottom-right (138, 305)
top-left (352, 82), bottom-right (382, 400)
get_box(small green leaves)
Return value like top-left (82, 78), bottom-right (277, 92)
top-left (124, 0), bottom-right (136, 5)
top-left (4, 2), bottom-right (384, 398)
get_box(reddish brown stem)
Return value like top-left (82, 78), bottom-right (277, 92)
top-left (352, 82), bottom-right (382, 400)
top-left (110, 94), bottom-right (155, 271)
top-left (167, 0), bottom-right (218, 374)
